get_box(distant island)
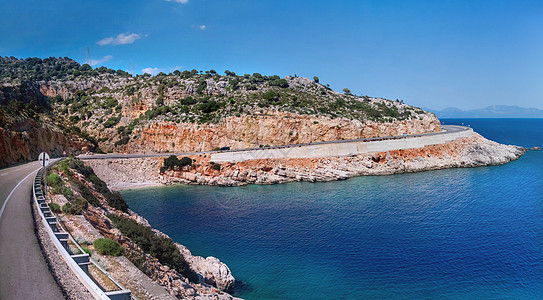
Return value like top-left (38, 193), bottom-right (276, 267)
top-left (428, 105), bottom-right (543, 118)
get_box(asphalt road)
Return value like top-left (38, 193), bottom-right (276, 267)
top-left (79, 125), bottom-right (470, 160)
top-left (0, 161), bottom-right (64, 299)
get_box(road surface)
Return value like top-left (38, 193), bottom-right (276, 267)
top-left (0, 162), bottom-right (64, 299)
top-left (79, 125), bottom-right (470, 160)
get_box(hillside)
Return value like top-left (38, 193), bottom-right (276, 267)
top-left (0, 56), bottom-right (440, 167)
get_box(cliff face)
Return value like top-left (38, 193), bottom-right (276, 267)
top-left (0, 119), bottom-right (91, 168)
top-left (121, 112), bottom-right (441, 153)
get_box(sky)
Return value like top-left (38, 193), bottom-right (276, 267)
top-left (0, 0), bottom-right (542, 110)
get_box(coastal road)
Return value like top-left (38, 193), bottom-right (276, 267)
top-left (79, 125), bottom-right (470, 160)
top-left (0, 162), bottom-right (64, 299)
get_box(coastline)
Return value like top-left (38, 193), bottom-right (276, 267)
top-left (112, 181), bottom-right (163, 191)
top-left (84, 132), bottom-right (527, 190)
top-left (41, 158), bottom-right (240, 299)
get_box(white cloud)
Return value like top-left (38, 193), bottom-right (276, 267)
top-left (165, 0), bottom-right (189, 4)
top-left (199, 25), bottom-right (206, 30)
top-left (97, 33), bottom-right (142, 46)
top-left (89, 55), bottom-right (113, 66)
top-left (142, 67), bottom-right (161, 75)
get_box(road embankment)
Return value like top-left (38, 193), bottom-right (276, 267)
top-left (83, 127), bottom-right (526, 188)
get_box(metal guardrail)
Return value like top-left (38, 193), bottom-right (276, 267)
top-left (33, 163), bottom-right (132, 300)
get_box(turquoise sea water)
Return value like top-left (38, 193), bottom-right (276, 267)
top-left (121, 119), bottom-right (543, 299)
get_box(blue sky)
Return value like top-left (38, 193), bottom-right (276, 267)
top-left (1, 0), bottom-right (542, 110)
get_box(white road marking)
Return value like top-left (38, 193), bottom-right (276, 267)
top-left (0, 168), bottom-right (39, 221)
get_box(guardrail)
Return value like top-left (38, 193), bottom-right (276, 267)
top-left (33, 163), bottom-right (132, 300)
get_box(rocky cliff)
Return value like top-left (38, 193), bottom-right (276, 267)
top-left (124, 112), bottom-right (441, 153)
top-left (1, 56), bottom-right (440, 166)
top-left (0, 118), bottom-right (92, 168)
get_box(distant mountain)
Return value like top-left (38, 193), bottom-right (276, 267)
top-left (428, 105), bottom-right (543, 118)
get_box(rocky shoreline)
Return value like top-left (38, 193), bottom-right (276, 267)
top-left (85, 132), bottom-right (527, 188)
top-left (42, 159), bottom-right (240, 299)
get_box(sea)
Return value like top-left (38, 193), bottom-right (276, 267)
top-left (121, 119), bottom-right (543, 299)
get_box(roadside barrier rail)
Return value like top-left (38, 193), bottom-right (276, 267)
top-left (33, 163), bottom-right (133, 300)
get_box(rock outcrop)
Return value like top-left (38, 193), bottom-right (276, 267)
top-left (86, 132), bottom-right (526, 188)
top-left (123, 112), bottom-right (441, 153)
top-left (0, 119), bottom-right (92, 168)
top-left (176, 244), bottom-right (235, 292)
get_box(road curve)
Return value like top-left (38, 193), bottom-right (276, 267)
top-left (0, 162), bottom-right (64, 299)
top-left (79, 125), bottom-right (471, 160)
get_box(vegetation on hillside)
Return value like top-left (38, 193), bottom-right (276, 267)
top-left (1, 56), bottom-right (430, 153)
top-left (48, 157), bottom-right (128, 212)
top-left (107, 214), bottom-right (198, 282)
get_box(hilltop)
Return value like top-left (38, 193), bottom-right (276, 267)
top-left (0, 56), bottom-right (439, 167)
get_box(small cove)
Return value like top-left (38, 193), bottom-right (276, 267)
top-left (121, 119), bottom-right (543, 299)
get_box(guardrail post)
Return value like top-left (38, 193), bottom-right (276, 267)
top-left (45, 216), bottom-right (59, 232)
top-left (71, 254), bottom-right (91, 275)
top-left (55, 232), bottom-right (69, 250)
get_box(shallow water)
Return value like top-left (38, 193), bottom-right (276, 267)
top-left (122, 119), bottom-right (543, 299)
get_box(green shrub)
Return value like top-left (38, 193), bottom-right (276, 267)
top-left (94, 238), bottom-right (122, 256)
top-left (107, 214), bottom-right (197, 282)
top-left (74, 180), bottom-right (100, 206)
top-left (49, 203), bottom-right (61, 213)
top-left (53, 185), bottom-right (64, 194)
top-left (179, 157), bottom-right (192, 167)
top-left (115, 136), bottom-right (130, 146)
top-left (103, 115), bottom-right (121, 128)
top-left (163, 155), bottom-right (180, 169)
top-left (269, 78), bottom-right (288, 88)
top-left (106, 191), bottom-right (128, 212)
top-left (47, 173), bottom-right (62, 188)
top-left (180, 96), bottom-right (196, 106)
top-left (68, 158), bottom-right (94, 178)
top-left (57, 161), bottom-right (70, 175)
top-left (62, 203), bottom-right (71, 214)
top-left (212, 163), bottom-right (221, 171)
top-left (63, 197), bottom-right (88, 214)
top-left (62, 187), bottom-right (74, 200)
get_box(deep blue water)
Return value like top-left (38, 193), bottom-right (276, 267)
top-left (122, 119), bottom-right (543, 299)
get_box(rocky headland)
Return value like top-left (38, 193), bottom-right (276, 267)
top-left (84, 132), bottom-right (526, 188)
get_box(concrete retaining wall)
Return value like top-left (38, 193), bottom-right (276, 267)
top-left (210, 126), bottom-right (474, 163)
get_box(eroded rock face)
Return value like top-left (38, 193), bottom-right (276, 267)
top-left (123, 112), bottom-right (441, 153)
top-left (0, 119), bottom-right (91, 168)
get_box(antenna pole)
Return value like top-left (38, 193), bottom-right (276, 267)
top-left (86, 48), bottom-right (91, 65)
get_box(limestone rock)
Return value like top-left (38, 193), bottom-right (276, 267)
top-left (176, 244), bottom-right (235, 292)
